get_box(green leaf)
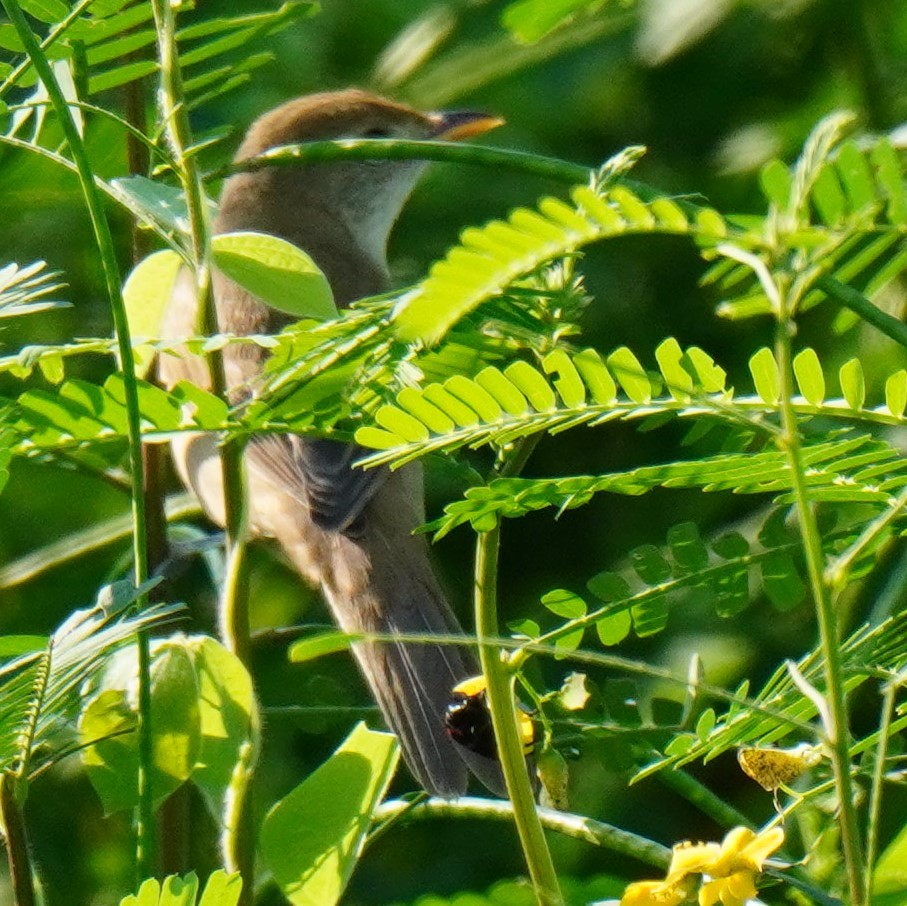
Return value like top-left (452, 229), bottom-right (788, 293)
top-left (109, 176), bottom-right (201, 239)
top-left (504, 360), bottom-right (556, 410)
top-left (875, 822), bottom-right (907, 897)
top-left (81, 640), bottom-right (202, 814)
top-left (79, 635), bottom-right (257, 822)
top-left (595, 609), bottom-right (631, 646)
top-left (667, 522), bottom-right (709, 574)
top-left (0, 635), bottom-right (46, 657)
top-left (501, 0), bottom-right (602, 44)
top-left (695, 708), bottom-right (716, 742)
top-left (836, 140), bottom-right (877, 213)
top-left (885, 370), bottom-right (907, 418)
top-left (812, 164), bottom-right (847, 226)
top-left (655, 337), bottom-right (693, 401)
top-left (197, 872), bottom-right (243, 906)
top-left (19, 0), bottom-right (68, 23)
top-left (839, 357), bottom-right (865, 410)
top-left (191, 637), bottom-right (259, 822)
top-left (212, 232), bottom-right (336, 320)
top-left (759, 159), bottom-right (792, 209)
top-left (541, 588), bottom-right (587, 619)
top-left (749, 347), bottom-right (780, 404)
top-left (394, 170), bottom-right (701, 345)
top-left (871, 139), bottom-right (907, 224)
top-left (119, 871), bottom-right (241, 906)
top-left (123, 250), bottom-right (184, 378)
top-left (760, 551), bottom-right (806, 611)
top-left (543, 348), bottom-right (586, 406)
top-left (572, 348), bottom-right (617, 404)
top-left (288, 631), bottom-right (354, 663)
top-left (606, 346), bottom-right (650, 403)
top-left (630, 544), bottom-right (671, 584)
top-left (793, 347), bottom-right (825, 405)
top-left (260, 723), bottom-right (399, 906)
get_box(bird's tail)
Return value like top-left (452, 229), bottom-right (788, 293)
top-left (302, 506), bottom-right (505, 798)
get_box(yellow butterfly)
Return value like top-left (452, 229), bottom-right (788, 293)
top-left (737, 744), bottom-right (822, 791)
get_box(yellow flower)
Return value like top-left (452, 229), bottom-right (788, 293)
top-left (620, 878), bottom-right (691, 906)
top-left (699, 870), bottom-right (756, 906)
top-left (619, 826), bottom-right (784, 906)
top-left (685, 826), bottom-right (784, 906)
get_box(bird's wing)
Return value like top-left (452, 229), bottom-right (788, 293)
top-left (247, 434), bottom-right (389, 534)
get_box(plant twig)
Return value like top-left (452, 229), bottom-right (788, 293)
top-left (373, 796), bottom-right (671, 870)
top-left (0, 0), bottom-right (155, 876)
top-left (817, 275), bottom-right (907, 351)
top-left (210, 138), bottom-right (591, 185)
top-left (0, 775), bottom-right (36, 906)
top-left (474, 436), bottom-right (563, 906)
top-left (863, 675), bottom-right (898, 906)
top-left (774, 288), bottom-right (866, 903)
top-left (149, 1), bottom-right (255, 897)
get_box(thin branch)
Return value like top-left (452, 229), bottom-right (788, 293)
top-left (149, 1), bottom-right (255, 897)
top-left (209, 138), bottom-right (591, 185)
top-left (774, 284), bottom-right (866, 903)
top-left (0, 775), bottom-right (36, 906)
top-left (372, 796), bottom-right (671, 870)
top-left (474, 436), bottom-right (563, 906)
top-left (0, 0), bottom-right (154, 874)
top-left (817, 275), bottom-right (907, 350)
top-left (863, 676), bottom-right (898, 906)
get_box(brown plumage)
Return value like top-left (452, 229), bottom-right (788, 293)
top-left (159, 89), bottom-right (504, 797)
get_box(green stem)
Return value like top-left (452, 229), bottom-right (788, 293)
top-left (656, 767), bottom-right (754, 830)
top-left (817, 275), bottom-right (907, 350)
top-left (474, 439), bottom-right (562, 906)
top-left (372, 796), bottom-right (670, 870)
top-left (825, 485), bottom-right (907, 590)
top-left (220, 497), bottom-right (252, 674)
top-left (863, 676), bottom-right (897, 906)
top-left (0, 775), bottom-right (35, 906)
top-left (210, 138), bottom-right (591, 185)
top-left (150, 2), bottom-right (254, 896)
top-left (774, 304), bottom-right (866, 903)
top-left (0, 0), bottom-right (154, 875)
top-left (0, 0), bottom-right (93, 97)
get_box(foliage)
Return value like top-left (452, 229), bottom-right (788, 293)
top-left (119, 871), bottom-right (242, 906)
top-left (0, 581), bottom-right (180, 779)
top-left (0, 2), bottom-right (906, 906)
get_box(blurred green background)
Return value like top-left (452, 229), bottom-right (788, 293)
top-left (1, 1), bottom-right (906, 903)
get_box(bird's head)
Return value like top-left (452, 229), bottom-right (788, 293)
top-left (218, 89), bottom-right (502, 295)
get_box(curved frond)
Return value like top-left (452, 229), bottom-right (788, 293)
top-left (0, 582), bottom-right (181, 779)
top-left (354, 340), bottom-right (907, 468)
top-left (712, 117), bottom-right (907, 323)
top-left (515, 514), bottom-right (808, 659)
top-left (395, 159), bottom-right (728, 345)
top-left (635, 611), bottom-right (907, 780)
top-left (120, 871), bottom-right (241, 906)
top-left (0, 260), bottom-right (67, 319)
top-left (427, 433), bottom-right (907, 538)
top-left (1, 2), bottom-right (315, 110)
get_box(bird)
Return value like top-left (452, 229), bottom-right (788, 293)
top-left (159, 89), bottom-right (506, 798)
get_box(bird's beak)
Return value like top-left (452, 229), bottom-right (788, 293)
top-left (430, 110), bottom-right (505, 142)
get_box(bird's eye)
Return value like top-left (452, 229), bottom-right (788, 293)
top-left (363, 127), bottom-right (390, 138)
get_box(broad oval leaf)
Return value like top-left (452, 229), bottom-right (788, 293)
top-left (212, 231), bottom-right (336, 320)
top-left (839, 357), bottom-right (866, 410)
top-left (123, 249), bottom-right (184, 378)
top-left (749, 347), bottom-right (780, 404)
top-left (260, 723), bottom-right (399, 906)
top-left (885, 369), bottom-right (907, 419)
top-left (793, 347), bottom-right (825, 405)
top-left (607, 346), bottom-right (650, 403)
